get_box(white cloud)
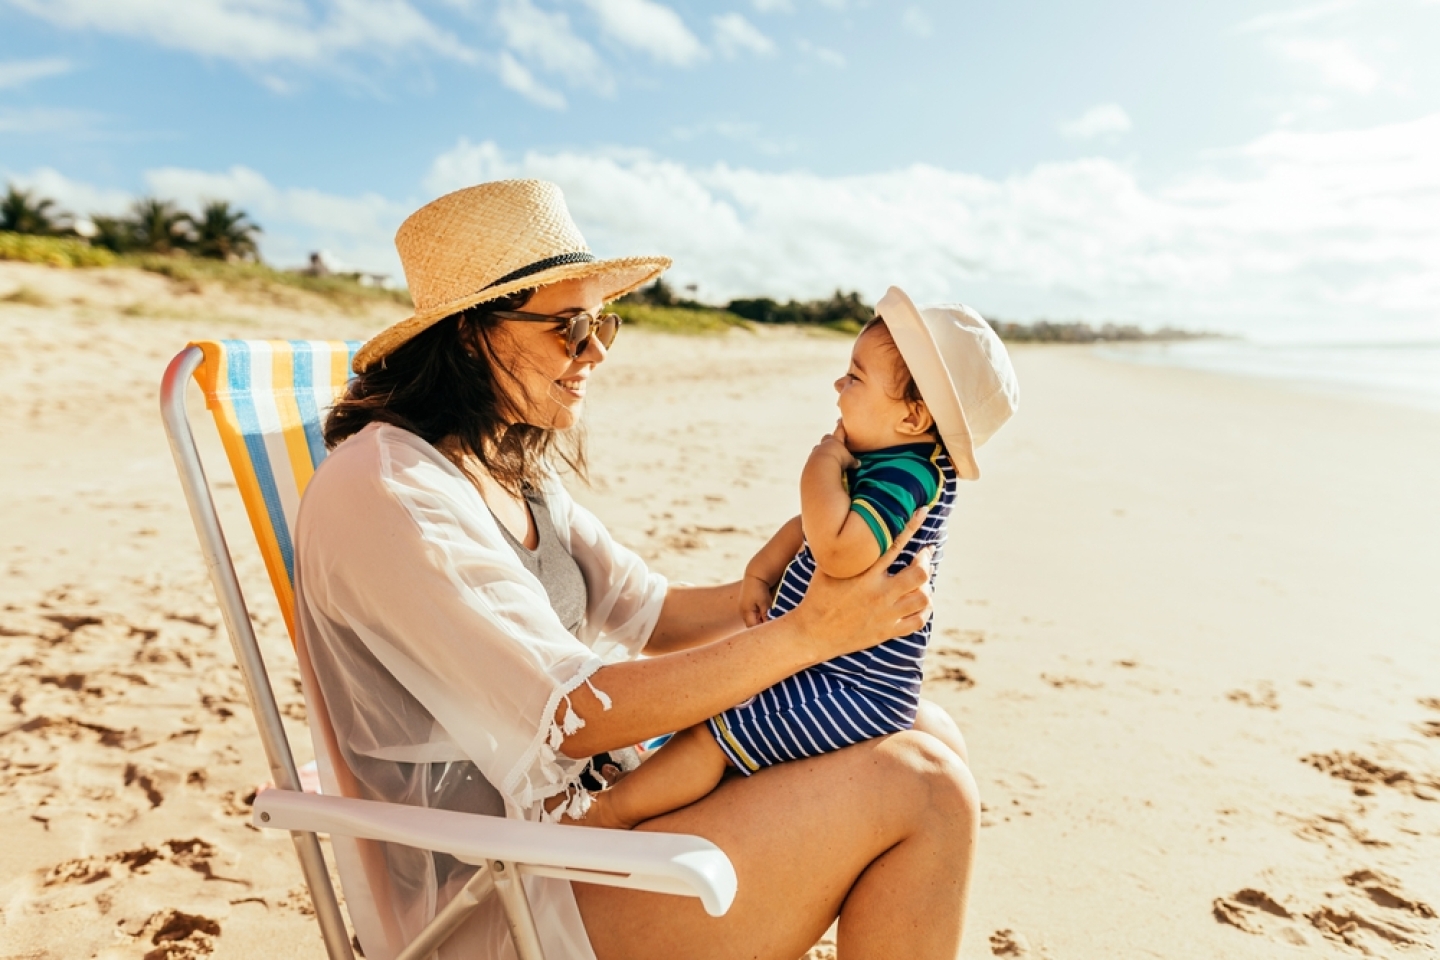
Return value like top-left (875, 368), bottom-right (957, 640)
top-left (750, 0), bottom-right (793, 11)
top-left (2, 0), bottom-right (475, 67)
top-left (670, 119), bottom-right (797, 155)
top-left (0, 106), bottom-right (97, 135)
top-left (580, 0), bottom-right (706, 66)
top-left (1237, 0), bottom-right (1355, 32)
top-left (713, 13), bottom-right (774, 58)
top-left (901, 7), bottom-right (932, 38)
top-left (1059, 103), bottom-right (1132, 139)
top-left (496, 0), bottom-right (612, 94)
top-left (425, 114), bottom-right (1440, 339)
top-left (797, 38), bottom-right (845, 68)
top-left (496, 50), bottom-right (566, 109)
top-left (2, 167), bottom-right (132, 216)
top-left (141, 164), bottom-right (410, 273)
top-left (1275, 37), bottom-right (1381, 93)
top-left (0, 57), bottom-right (73, 90)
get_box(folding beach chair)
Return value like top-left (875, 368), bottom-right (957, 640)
top-left (160, 339), bottom-right (736, 960)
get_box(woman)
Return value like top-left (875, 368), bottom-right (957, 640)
top-left (295, 180), bottom-right (979, 960)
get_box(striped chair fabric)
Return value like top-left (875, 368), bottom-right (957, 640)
top-left (189, 339), bottom-right (359, 643)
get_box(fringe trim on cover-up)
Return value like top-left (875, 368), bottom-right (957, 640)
top-left (505, 660), bottom-right (614, 823)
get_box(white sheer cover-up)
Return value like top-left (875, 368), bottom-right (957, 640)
top-left (293, 423), bottom-right (667, 960)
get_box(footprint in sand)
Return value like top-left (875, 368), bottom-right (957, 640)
top-left (1302, 750), bottom-right (1440, 801)
top-left (1288, 804), bottom-right (1389, 849)
top-left (988, 928), bottom-right (1032, 956)
top-left (924, 650), bottom-right (977, 689)
top-left (116, 908), bottom-right (221, 960)
top-left (1039, 673), bottom-right (1102, 690)
top-left (1417, 698), bottom-right (1440, 738)
top-left (1214, 870), bottom-right (1437, 954)
top-left (1226, 682), bottom-right (1280, 710)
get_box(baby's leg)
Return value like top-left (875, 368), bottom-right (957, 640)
top-left (583, 724), bottom-right (730, 830)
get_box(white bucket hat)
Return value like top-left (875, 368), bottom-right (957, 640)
top-left (876, 285), bottom-right (1019, 480)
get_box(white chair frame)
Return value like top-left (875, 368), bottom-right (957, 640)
top-left (160, 345), bottom-right (736, 960)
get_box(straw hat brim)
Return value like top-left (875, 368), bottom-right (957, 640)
top-left (353, 254), bottom-right (670, 372)
top-left (876, 286), bottom-right (980, 480)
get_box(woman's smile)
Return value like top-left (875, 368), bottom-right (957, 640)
top-left (555, 374), bottom-right (588, 400)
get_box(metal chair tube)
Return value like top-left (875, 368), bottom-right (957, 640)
top-left (160, 347), bottom-right (355, 960)
top-left (394, 866), bottom-right (495, 960)
top-left (491, 860), bottom-right (547, 960)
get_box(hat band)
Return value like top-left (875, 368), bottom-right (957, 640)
top-left (483, 251), bottom-right (596, 291)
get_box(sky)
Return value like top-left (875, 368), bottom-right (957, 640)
top-left (2, 0), bottom-right (1438, 340)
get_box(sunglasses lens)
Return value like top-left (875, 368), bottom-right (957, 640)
top-left (596, 314), bottom-right (620, 348)
top-left (565, 313), bottom-right (621, 357)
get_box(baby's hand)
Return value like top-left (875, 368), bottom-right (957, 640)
top-left (740, 575), bottom-right (773, 628)
top-left (810, 421), bottom-right (856, 471)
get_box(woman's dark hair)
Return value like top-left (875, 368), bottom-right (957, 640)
top-left (324, 290), bottom-right (587, 495)
top-left (861, 315), bottom-right (924, 407)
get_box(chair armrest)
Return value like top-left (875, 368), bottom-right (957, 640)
top-left (254, 790), bottom-right (737, 917)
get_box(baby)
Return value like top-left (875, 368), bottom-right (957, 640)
top-left (585, 286), bottom-right (1019, 829)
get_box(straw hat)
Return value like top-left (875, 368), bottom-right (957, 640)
top-left (876, 286), bottom-right (1019, 480)
top-left (353, 180), bottom-right (670, 372)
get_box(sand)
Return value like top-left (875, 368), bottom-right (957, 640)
top-left (2, 259), bottom-right (1439, 959)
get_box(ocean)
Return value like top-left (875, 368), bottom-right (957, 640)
top-left (1095, 340), bottom-right (1440, 413)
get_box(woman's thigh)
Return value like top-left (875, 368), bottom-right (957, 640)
top-left (573, 729), bottom-right (975, 960)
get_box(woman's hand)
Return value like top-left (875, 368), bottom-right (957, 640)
top-left (790, 508), bottom-right (933, 664)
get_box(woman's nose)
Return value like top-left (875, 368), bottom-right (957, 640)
top-left (579, 333), bottom-right (608, 364)
top-left (833, 376), bottom-right (845, 393)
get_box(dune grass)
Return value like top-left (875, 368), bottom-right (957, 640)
top-left (610, 301), bottom-right (754, 334)
top-left (0, 232), bottom-right (117, 268)
top-left (1, 232), bottom-right (411, 311)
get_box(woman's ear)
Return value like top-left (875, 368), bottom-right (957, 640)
top-left (898, 400), bottom-right (935, 437)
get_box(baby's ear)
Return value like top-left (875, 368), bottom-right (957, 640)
top-left (898, 400), bottom-right (935, 436)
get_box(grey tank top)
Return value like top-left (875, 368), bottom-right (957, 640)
top-left (493, 489), bottom-right (588, 635)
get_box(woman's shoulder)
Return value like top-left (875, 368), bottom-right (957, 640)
top-left (304, 423), bottom-right (466, 516)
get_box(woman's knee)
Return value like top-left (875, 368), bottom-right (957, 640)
top-left (878, 730), bottom-right (980, 829)
top-left (913, 699), bottom-right (969, 765)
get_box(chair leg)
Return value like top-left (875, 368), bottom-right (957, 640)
top-left (394, 866), bottom-right (497, 960)
top-left (491, 860), bottom-right (547, 960)
top-left (292, 831), bottom-right (358, 960)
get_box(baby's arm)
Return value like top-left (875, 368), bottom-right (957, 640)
top-left (800, 429), bottom-right (885, 580)
top-left (740, 516), bottom-right (804, 626)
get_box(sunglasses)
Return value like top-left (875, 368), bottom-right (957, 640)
top-left (491, 309), bottom-right (622, 359)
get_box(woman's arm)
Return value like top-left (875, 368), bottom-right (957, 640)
top-left (643, 581), bottom-right (745, 655)
top-left (559, 512), bottom-right (933, 758)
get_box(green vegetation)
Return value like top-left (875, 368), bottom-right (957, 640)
top-left (0, 232), bottom-right (117, 268)
top-left (123, 253), bottom-right (412, 308)
top-left (0, 231), bottom-right (409, 310)
top-left (609, 300), bottom-right (751, 333)
top-left (986, 318), bottom-right (1210, 343)
top-left (2, 186), bottom-right (73, 236)
top-left (616, 279), bottom-right (873, 335)
top-left (617, 282), bottom-right (1210, 342)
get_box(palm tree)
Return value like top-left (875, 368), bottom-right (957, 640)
top-left (1, 185), bottom-right (72, 235)
top-left (129, 197), bottom-right (193, 254)
top-left (192, 200), bottom-right (261, 261)
top-left (89, 215), bottom-right (138, 253)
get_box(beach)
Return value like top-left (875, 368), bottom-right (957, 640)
top-left (3, 260), bottom-right (1439, 959)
